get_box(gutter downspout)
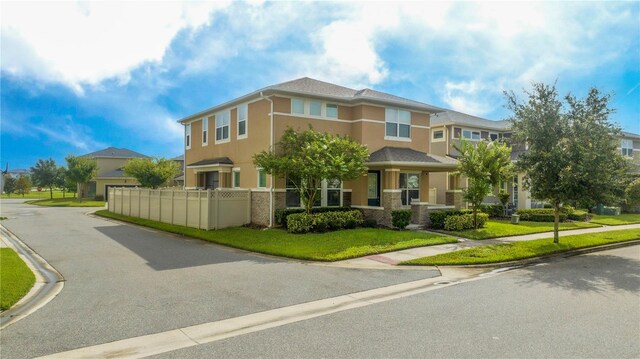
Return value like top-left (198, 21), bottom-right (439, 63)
top-left (260, 92), bottom-right (274, 228)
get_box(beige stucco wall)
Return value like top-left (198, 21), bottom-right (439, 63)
top-left (95, 178), bottom-right (139, 198)
top-left (95, 158), bottom-right (130, 177)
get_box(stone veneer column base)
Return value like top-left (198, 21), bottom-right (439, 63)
top-left (446, 190), bottom-right (464, 209)
top-left (251, 191), bottom-right (271, 226)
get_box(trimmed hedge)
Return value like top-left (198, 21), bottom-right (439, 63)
top-left (444, 213), bottom-right (489, 231)
top-left (275, 207), bottom-right (352, 229)
top-left (568, 210), bottom-right (592, 222)
top-left (479, 204), bottom-right (505, 218)
top-left (391, 209), bottom-right (412, 229)
top-left (429, 209), bottom-right (473, 229)
top-left (287, 210), bottom-right (364, 233)
top-left (516, 208), bottom-right (568, 222)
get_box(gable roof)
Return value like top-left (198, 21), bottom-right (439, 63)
top-left (186, 157), bottom-right (233, 167)
top-left (431, 110), bottom-right (510, 131)
top-left (82, 147), bottom-right (148, 159)
top-left (367, 147), bottom-right (457, 168)
top-left (179, 77), bottom-right (445, 123)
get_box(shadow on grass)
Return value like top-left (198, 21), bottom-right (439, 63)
top-left (95, 225), bottom-right (275, 271)
top-left (516, 248), bottom-right (640, 294)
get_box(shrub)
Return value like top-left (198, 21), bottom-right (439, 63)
top-left (276, 207), bottom-right (352, 229)
top-left (343, 210), bottom-right (364, 229)
top-left (391, 209), bottom-right (412, 229)
top-left (568, 210), bottom-right (592, 222)
top-left (560, 205), bottom-right (575, 215)
top-left (95, 195), bottom-right (104, 201)
top-left (479, 204), bottom-right (505, 218)
top-left (443, 213), bottom-right (489, 231)
top-left (516, 208), bottom-right (567, 222)
top-left (287, 213), bottom-right (315, 233)
top-left (429, 209), bottom-right (473, 229)
top-left (362, 218), bottom-right (378, 228)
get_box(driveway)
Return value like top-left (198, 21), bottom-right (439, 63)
top-left (0, 200), bottom-right (438, 359)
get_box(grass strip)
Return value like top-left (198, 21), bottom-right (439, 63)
top-left (446, 220), bottom-right (601, 240)
top-left (401, 229), bottom-right (640, 266)
top-left (0, 248), bottom-right (36, 310)
top-left (95, 210), bottom-right (457, 261)
top-left (590, 214), bottom-right (640, 226)
top-left (2, 190), bottom-right (71, 199)
top-left (26, 198), bottom-right (106, 207)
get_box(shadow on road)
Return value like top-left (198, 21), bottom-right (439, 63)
top-left (95, 225), bottom-right (275, 271)
top-left (516, 253), bottom-right (640, 294)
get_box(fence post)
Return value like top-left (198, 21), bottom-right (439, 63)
top-left (185, 189), bottom-right (189, 227)
top-left (158, 189), bottom-right (162, 222)
top-left (246, 190), bottom-right (251, 224)
top-left (171, 190), bottom-right (175, 225)
top-left (206, 189), bottom-right (212, 229)
top-left (198, 190), bottom-right (202, 230)
top-left (119, 188), bottom-right (123, 215)
top-left (147, 189), bottom-right (151, 219)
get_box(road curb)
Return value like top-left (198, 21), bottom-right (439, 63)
top-left (437, 238), bottom-right (640, 269)
top-left (0, 225), bottom-right (65, 329)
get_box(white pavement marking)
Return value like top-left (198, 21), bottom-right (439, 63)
top-left (37, 268), bottom-right (488, 359)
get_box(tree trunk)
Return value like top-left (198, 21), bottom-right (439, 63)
top-left (50, 186), bottom-right (53, 199)
top-left (473, 206), bottom-right (478, 229)
top-left (554, 203), bottom-right (560, 243)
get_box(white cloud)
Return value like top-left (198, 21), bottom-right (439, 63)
top-left (31, 117), bottom-right (106, 152)
top-left (1, 1), bottom-right (228, 92)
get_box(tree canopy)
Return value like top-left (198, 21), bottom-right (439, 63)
top-left (123, 157), bottom-right (180, 189)
top-left (3, 175), bottom-right (16, 197)
top-left (30, 158), bottom-right (60, 199)
top-left (16, 175), bottom-right (32, 197)
top-left (454, 139), bottom-right (513, 228)
top-left (506, 82), bottom-right (627, 243)
top-left (65, 155), bottom-right (97, 198)
top-left (253, 127), bottom-right (369, 213)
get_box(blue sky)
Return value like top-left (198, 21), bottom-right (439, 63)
top-left (2, 1), bottom-right (639, 170)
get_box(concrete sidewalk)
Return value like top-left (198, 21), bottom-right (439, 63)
top-left (328, 223), bottom-right (640, 268)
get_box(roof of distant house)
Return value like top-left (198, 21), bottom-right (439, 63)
top-left (171, 154), bottom-right (184, 161)
top-left (179, 77), bottom-right (445, 123)
top-left (367, 147), bottom-right (457, 168)
top-left (621, 131), bottom-right (640, 139)
top-left (82, 147), bottom-right (148, 159)
top-left (431, 110), bottom-right (510, 131)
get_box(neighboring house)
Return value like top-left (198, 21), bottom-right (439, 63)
top-left (79, 147), bottom-right (149, 200)
top-left (620, 131), bottom-right (640, 176)
top-left (178, 77), bottom-right (458, 226)
top-left (171, 154), bottom-right (185, 187)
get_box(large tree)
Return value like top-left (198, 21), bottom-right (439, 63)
top-left (65, 155), bottom-right (97, 198)
top-left (123, 157), bottom-right (180, 189)
top-left (30, 158), bottom-right (61, 199)
top-left (253, 127), bottom-right (369, 214)
top-left (16, 175), bottom-right (32, 197)
top-left (506, 83), bottom-right (627, 243)
top-left (454, 139), bottom-right (513, 228)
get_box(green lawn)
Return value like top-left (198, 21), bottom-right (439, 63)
top-left (26, 198), bottom-right (106, 207)
top-left (95, 210), bottom-right (457, 261)
top-left (590, 214), bottom-right (640, 226)
top-left (401, 229), bottom-right (640, 266)
top-left (1, 189), bottom-right (74, 199)
top-left (0, 248), bottom-right (36, 311)
top-left (445, 220), bottom-right (601, 240)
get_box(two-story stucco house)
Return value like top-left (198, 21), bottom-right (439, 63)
top-left (79, 147), bottom-right (148, 200)
top-left (178, 77), bottom-right (461, 226)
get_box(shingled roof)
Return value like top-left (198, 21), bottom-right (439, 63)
top-left (82, 147), bottom-right (148, 159)
top-left (431, 110), bottom-right (510, 131)
top-left (179, 77), bottom-right (445, 123)
top-left (186, 157), bottom-right (233, 167)
top-left (367, 147), bottom-right (457, 168)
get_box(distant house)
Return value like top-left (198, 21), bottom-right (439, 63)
top-left (79, 147), bottom-right (149, 200)
top-left (171, 154), bottom-right (185, 187)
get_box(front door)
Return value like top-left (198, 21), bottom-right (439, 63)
top-left (367, 170), bottom-right (380, 206)
top-left (205, 171), bottom-right (219, 189)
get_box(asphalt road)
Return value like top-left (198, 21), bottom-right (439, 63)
top-left (153, 245), bottom-right (640, 359)
top-left (0, 200), bottom-right (438, 359)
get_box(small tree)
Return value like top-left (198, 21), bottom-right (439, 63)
top-left (16, 175), bottom-right (32, 197)
top-left (626, 178), bottom-right (640, 208)
top-left (506, 83), bottom-right (627, 243)
top-left (253, 127), bottom-right (369, 214)
top-left (65, 155), bottom-right (97, 199)
top-left (30, 158), bottom-right (60, 199)
top-left (123, 157), bottom-right (180, 189)
top-left (498, 190), bottom-right (510, 215)
top-left (454, 140), bottom-right (513, 229)
top-left (4, 175), bottom-right (16, 197)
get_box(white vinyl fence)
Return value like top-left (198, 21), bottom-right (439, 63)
top-left (107, 187), bottom-right (251, 230)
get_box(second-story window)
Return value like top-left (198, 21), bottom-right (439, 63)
top-left (490, 133), bottom-right (499, 141)
top-left (622, 139), bottom-right (634, 157)
top-left (291, 98), bottom-right (305, 115)
top-left (216, 111), bottom-right (230, 142)
top-left (310, 100), bottom-right (322, 116)
top-left (186, 123), bottom-right (191, 149)
top-left (237, 104), bottom-right (247, 139)
top-left (326, 104), bottom-right (338, 118)
top-left (432, 130), bottom-right (444, 141)
top-left (385, 108), bottom-right (411, 139)
top-left (462, 129), bottom-right (481, 140)
top-left (202, 117), bottom-right (208, 145)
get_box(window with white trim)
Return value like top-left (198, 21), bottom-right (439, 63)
top-left (202, 117), bottom-right (208, 145)
top-left (326, 104), bottom-right (338, 118)
top-left (291, 98), bottom-right (305, 115)
top-left (285, 176), bottom-right (301, 207)
top-left (215, 111), bottom-right (230, 142)
top-left (310, 100), bottom-right (322, 116)
top-left (237, 104), bottom-right (247, 139)
top-left (257, 168), bottom-right (267, 188)
top-left (232, 169), bottom-right (240, 188)
top-left (432, 130), bottom-right (444, 141)
top-left (385, 108), bottom-right (411, 139)
top-left (622, 139), bottom-right (634, 157)
top-left (399, 173), bottom-right (420, 206)
top-left (462, 129), bottom-right (481, 140)
top-left (185, 124), bottom-right (191, 149)
top-left (490, 133), bottom-right (499, 141)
